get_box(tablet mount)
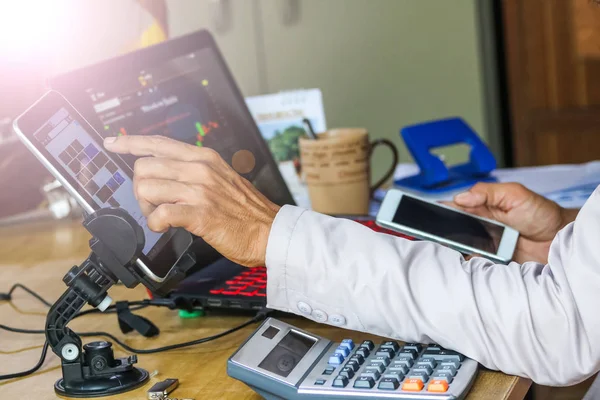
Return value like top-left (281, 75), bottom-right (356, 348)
top-left (45, 208), bottom-right (196, 398)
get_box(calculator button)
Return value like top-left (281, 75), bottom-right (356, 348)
top-left (402, 378), bottom-right (424, 391)
top-left (345, 360), bottom-right (360, 372)
top-left (408, 372), bottom-right (429, 383)
top-left (360, 340), bottom-right (375, 351)
top-left (417, 358), bottom-right (437, 369)
top-left (314, 379), bottom-right (326, 386)
top-left (428, 379), bottom-right (449, 392)
top-left (422, 348), bottom-right (464, 362)
top-left (355, 346), bottom-right (370, 358)
top-left (297, 301), bottom-right (312, 314)
top-left (366, 363), bottom-right (385, 374)
top-left (312, 309), bottom-right (328, 322)
top-left (340, 367), bottom-right (355, 379)
top-left (389, 366), bottom-right (409, 375)
top-left (378, 377), bottom-right (400, 390)
top-left (375, 348), bottom-right (395, 359)
top-left (328, 354), bottom-right (344, 365)
top-left (397, 349), bottom-right (418, 359)
top-left (371, 356), bottom-right (391, 366)
top-left (334, 346), bottom-right (350, 357)
top-left (384, 372), bottom-right (404, 381)
top-left (412, 366), bottom-right (433, 375)
top-left (436, 365), bottom-right (457, 376)
top-left (437, 349), bottom-right (464, 361)
top-left (340, 339), bottom-right (355, 351)
top-left (323, 367), bottom-right (335, 375)
top-left (353, 376), bottom-right (375, 389)
top-left (403, 343), bottom-right (423, 352)
top-left (361, 371), bottom-right (381, 381)
top-left (380, 341), bottom-right (400, 352)
top-left (431, 373), bottom-right (454, 384)
top-left (440, 360), bottom-right (460, 369)
top-left (394, 357), bottom-right (414, 368)
top-left (349, 354), bottom-right (365, 365)
top-left (332, 376), bottom-right (349, 388)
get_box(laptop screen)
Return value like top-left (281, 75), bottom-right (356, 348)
top-left (50, 30), bottom-right (294, 267)
top-left (85, 48), bottom-right (260, 170)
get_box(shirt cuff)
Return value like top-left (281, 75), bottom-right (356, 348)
top-left (265, 205), bottom-right (307, 312)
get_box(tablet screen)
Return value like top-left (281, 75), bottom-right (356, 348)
top-left (32, 106), bottom-right (167, 256)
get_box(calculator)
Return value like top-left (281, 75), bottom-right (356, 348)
top-left (228, 318), bottom-right (478, 399)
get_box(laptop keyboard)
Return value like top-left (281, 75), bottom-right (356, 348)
top-left (209, 268), bottom-right (267, 297)
top-left (209, 219), bottom-right (411, 299)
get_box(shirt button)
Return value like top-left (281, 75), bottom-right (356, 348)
top-left (312, 309), bottom-right (328, 322)
top-left (297, 301), bottom-right (312, 315)
top-left (329, 314), bottom-right (346, 326)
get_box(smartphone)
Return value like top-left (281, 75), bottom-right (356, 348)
top-left (13, 91), bottom-right (192, 282)
top-left (376, 189), bottom-right (519, 263)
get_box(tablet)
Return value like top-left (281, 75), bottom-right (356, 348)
top-left (13, 90), bottom-right (192, 282)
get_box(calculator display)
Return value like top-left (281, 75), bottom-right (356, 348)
top-left (258, 330), bottom-right (316, 377)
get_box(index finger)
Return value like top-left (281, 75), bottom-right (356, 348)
top-left (103, 135), bottom-right (211, 162)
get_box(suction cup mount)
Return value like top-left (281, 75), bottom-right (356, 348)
top-left (44, 208), bottom-right (195, 397)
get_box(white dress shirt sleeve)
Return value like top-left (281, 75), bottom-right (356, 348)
top-left (265, 189), bottom-right (600, 386)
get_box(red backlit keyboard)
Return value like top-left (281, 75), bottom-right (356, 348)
top-left (209, 268), bottom-right (267, 297)
top-left (208, 219), bottom-right (412, 299)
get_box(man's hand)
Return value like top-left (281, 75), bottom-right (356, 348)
top-left (104, 135), bottom-right (281, 267)
top-left (452, 182), bottom-right (578, 264)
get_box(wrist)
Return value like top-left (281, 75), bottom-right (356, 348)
top-left (254, 204), bottom-right (281, 267)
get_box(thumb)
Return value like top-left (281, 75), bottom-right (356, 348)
top-left (453, 190), bottom-right (486, 208)
top-left (147, 203), bottom-right (196, 233)
top-left (453, 182), bottom-right (517, 211)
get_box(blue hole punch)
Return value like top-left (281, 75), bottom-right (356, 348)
top-left (394, 117), bottom-right (497, 193)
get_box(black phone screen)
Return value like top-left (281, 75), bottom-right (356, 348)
top-left (392, 195), bottom-right (504, 254)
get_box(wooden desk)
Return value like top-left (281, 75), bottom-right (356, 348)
top-left (0, 219), bottom-right (531, 399)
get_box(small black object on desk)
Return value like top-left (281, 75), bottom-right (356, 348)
top-left (45, 208), bottom-right (195, 398)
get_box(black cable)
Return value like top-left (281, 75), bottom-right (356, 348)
top-left (1, 282), bottom-right (161, 317)
top-left (1, 284), bottom-right (53, 307)
top-left (0, 341), bottom-right (49, 380)
top-left (74, 301), bottom-right (150, 318)
top-left (0, 310), bottom-right (267, 355)
top-left (0, 324), bottom-right (44, 334)
top-left (0, 282), bottom-right (270, 379)
top-left (80, 311), bottom-right (266, 354)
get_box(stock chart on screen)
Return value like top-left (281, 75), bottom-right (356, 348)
top-left (82, 49), bottom-right (254, 175)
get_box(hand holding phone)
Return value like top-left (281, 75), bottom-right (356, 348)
top-left (376, 189), bottom-right (519, 263)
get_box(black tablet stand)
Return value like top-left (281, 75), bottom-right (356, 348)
top-left (45, 208), bottom-right (195, 397)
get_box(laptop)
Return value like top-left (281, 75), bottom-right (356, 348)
top-left (50, 30), bottom-right (409, 312)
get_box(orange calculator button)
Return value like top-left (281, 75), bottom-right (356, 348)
top-left (427, 379), bottom-right (449, 392)
top-left (402, 378), bottom-right (424, 391)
